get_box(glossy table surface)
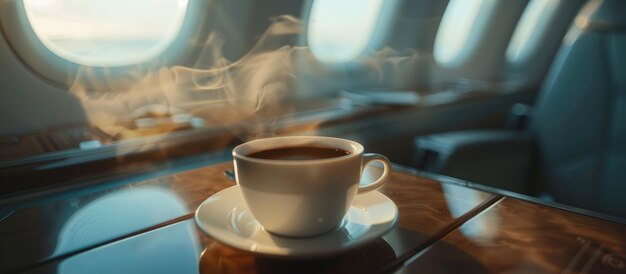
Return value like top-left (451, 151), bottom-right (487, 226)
top-left (1, 162), bottom-right (624, 274)
top-left (399, 197), bottom-right (626, 274)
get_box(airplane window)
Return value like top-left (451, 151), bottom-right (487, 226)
top-left (307, 0), bottom-right (385, 63)
top-left (434, 0), bottom-right (486, 65)
top-left (506, 0), bottom-right (560, 63)
top-left (23, 0), bottom-right (188, 67)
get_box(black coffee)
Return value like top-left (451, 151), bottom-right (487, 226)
top-left (247, 146), bottom-right (351, 160)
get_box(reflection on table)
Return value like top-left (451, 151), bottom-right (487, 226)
top-left (398, 197), bottom-right (626, 274)
top-left (1, 162), bottom-right (624, 274)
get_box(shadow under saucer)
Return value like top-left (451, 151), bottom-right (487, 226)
top-left (198, 237), bottom-right (396, 274)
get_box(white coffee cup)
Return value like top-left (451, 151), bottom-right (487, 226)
top-left (232, 136), bottom-right (391, 237)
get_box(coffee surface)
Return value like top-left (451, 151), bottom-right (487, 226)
top-left (247, 146), bottom-right (351, 160)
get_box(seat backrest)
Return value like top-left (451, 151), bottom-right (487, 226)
top-left (533, 0), bottom-right (626, 218)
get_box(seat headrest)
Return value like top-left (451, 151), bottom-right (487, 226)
top-left (575, 0), bottom-right (626, 32)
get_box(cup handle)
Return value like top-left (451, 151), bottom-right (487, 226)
top-left (358, 153), bottom-right (392, 194)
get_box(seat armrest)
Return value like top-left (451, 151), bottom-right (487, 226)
top-left (506, 103), bottom-right (534, 131)
top-left (414, 130), bottom-right (535, 193)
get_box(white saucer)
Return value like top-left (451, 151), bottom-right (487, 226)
top-left (194, 185), bottom-right (398, 257)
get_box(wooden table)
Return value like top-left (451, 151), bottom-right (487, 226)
top-left (1, 162), bottom-right (624, 274)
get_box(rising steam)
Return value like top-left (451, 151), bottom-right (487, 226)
top-left (68, 15), bottom-right (428, 142)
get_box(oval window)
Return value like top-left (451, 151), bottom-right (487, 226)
top-left (307, 0), bottom-right (386, 63)
top-left (506, 0), bottom-right (560, 63)
top-left (23, 0), bottom-right (188, 67)
top-left (434, 0), bottom-right (486, 64)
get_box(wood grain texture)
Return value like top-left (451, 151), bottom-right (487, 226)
top-left (0, 163), bottom-right (235, 273)
top-left (1, 162), bottom-right (495, 274)
top-left (198, 236), bottom-right (397, 274)
top-left (193, 165), bottom-right (496, 274)
top-left (399, 197), bottom-right (626, 274)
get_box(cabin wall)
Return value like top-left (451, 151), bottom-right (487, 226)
top-left (0, 0), bottom-right (306, 136)
top-left (0, 33), bottom-right (87, 135)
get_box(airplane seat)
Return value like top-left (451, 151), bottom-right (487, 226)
top-left (413, 0), bottom-right (626, 218)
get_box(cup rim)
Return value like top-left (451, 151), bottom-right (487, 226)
top-left (232, 136), bottom-right (364, 165)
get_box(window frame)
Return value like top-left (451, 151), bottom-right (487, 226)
top-left (301, 0), bottom-right (400, 66)
top-left (433, 0), bottom-right (497, 67)
top-left (0, 0), bottom-right (212, 91)
top-left (431, 0), bottom-right (529, 82)
top-left (505, 0), bottom-right (586, 81)
top-left (506, 0), bottom-right (562, 64)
